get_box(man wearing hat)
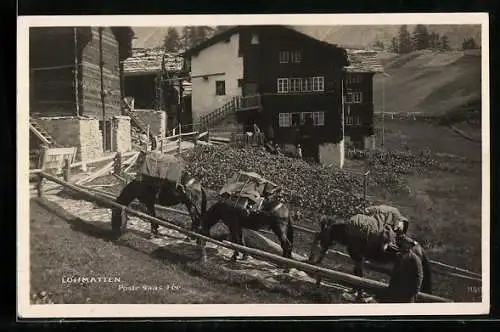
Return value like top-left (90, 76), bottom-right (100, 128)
top-left (385, 233), bottom-right (424, 303)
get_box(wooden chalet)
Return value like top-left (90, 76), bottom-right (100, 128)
top-left (29, 27), bottom-right (134, 161)
top-left (182, 26), bottom-right (384, 163)
top-left (122, 48), bottom-right (192, 131)
top-left (342, 49), bottom-right (384, 148)
top-left (183, 26), bottom-right (348, 147)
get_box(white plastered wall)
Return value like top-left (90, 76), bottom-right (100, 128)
top-left (190, 33), bottom-right (243, 123)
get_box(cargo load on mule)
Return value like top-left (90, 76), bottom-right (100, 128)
top-left (136, 151), bottom-right (185, 189)
top-left (219, 171), bottom-right (280, 213)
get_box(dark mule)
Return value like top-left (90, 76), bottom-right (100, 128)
top-left (196, 197), bottom-right (294, 263)
top-left (308, 216), bottom-right (432, 301)
top-left (112, 151), bottom-right (207, 237)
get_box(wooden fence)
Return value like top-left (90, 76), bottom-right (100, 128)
top-left (36, 171), bottom-right (451, 303)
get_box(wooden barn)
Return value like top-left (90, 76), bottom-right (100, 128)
top-left (29, 26), bottom-right (134, 162)
top-left (122, 48), bottom-right (192, 134)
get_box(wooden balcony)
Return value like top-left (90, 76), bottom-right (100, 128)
top-left (235, 94), bottom-right (262, 111)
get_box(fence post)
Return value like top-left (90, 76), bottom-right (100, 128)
top-left (363, 170), bottom-right (370, 211)
top-left (113, 152), bottom-right (122, 176)
top-left (63, 158), bottom-right (71, 182)
top-left (37, 174), bottom-right (45, 198)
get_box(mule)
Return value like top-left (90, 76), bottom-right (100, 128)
top-left (113, 172), bottom-right (207, 238)
top-left (308, 216), bottom-right (432, 302)
top-left (196, 197), bottom-right (294, 263)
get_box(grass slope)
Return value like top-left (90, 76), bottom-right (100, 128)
top-left (373, 50), bottom-right (481, 115)
top-left (30, 198), bottom-right (335, 304)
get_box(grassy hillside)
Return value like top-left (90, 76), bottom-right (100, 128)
top-left (373, 50), bottom-right (481, 115)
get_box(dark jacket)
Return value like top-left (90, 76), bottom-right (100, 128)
top-left (386, 249), bottom-right (424, 303)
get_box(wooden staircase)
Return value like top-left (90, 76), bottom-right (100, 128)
top-left (122, 97), bottom-right (159, 150)
top-left (29, 116), bottom-right (58, 147)
top-left (196, 95), bottom-right (261, 132)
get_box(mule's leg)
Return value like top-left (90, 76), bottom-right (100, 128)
top-left (185, 202), bottom-right (198, 241)
top-left (353, 257), bottom-right (366, 302)
top-left (145, 200), bottom-right (159, 237)
top-left (228, 224), bottom-right (240, 262)
top-left (240, 228), bottom-right (249, 260)
top-left (270, 221), bottom-right (292, 273)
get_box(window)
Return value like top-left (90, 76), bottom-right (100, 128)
top-left (353, 92), bottom-right (362, 103)
top-left (346, 74), bottom-right (362, 84)
top-left (215, 81), bottom-right (226, 95)
top-left (313, 111), bottom-right (325, 126)
top-left (344, 92), bottom-right (362, 104)
top-left (302, 78), bottom-right (312, 92)
top-left (279, 51), bottom-right (289, 63)
top-left (279, 113), bottom-right (292, 127)
top-left (291, 50), bottom-right (302, 63)
top-left (237, 79), bottom-right (243, 87)
top-left (346, 115), bottom-right (361, 126)
top-left (301, 112), bottom-right (325, 126)
top-left (312, 77), bottom-right (325, 92)
top-left (251, 33), bottom-right (259, 44)
top-left (290, 78), bottom-right (302, 93)
top-left (277, 78), bottom-right (289, 93)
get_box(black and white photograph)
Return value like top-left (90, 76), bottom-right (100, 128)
top-left (17, 13), bottom-right (489, 318)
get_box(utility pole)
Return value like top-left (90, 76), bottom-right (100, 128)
top-left (178, 77), bottom-right (184, 154)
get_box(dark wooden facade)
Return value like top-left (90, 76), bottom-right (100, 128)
top-left (342, 72), bottom-right (376, 142)
top-left (184, 26), bottom-right (349, 145)
top-left (29, 27), bottom-right (133, 120)
top-left (241, 26), bottom-right (348, 144)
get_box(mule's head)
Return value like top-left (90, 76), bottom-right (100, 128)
top-left (308, 217), bottom-right (333, 264)
top-left (179, 175), bottom-right (205, 228)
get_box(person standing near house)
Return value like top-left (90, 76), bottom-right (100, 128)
top-left (140, 132), bottom-right (150, 151)
top-left (300, 115), bottom-right (318, 163)
top-left (253, 122), bottom-right (261, 134)
top-left (296, 144), bottom-right (303, 159)
top-left (265, 123), bottom-right (275, 144)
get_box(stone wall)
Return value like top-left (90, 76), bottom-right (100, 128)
top-left (319, 140), bottom-right (345, 169)
top-left (79, 119), bottom-right (103, 162)
top-left (132, 109), bottom-right (166, 137)
top-left (112, 115), bottom-right (131, 153)
top-left (364, 135), bottom-right (376, 151)
top-left (36, 117), bottom-right (103, 162)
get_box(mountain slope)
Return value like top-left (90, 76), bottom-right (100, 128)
top-left (132, 25), bottom-right (481, 50)
top-left (372, 50), bottom-right (481, 115)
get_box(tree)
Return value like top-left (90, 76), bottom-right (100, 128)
top-left (412, 24), bottom-right (430, 50)
top-left (429, 32), bottom-right (440, 50)
top-left (462, 37), bottom-right (478, 50)
top-left (193, 26), bottom-right (214, 45)
top-left (214, 25), bottom-right (230, 34)
top-left (163, 27), bottom-right (181, 52)
top-left (390, 37), bottom-right (399, 53)
top-left (181, 26), bottom-right (216, 49)
top-left (439, 34), bottom-right (450, 51)
top-left (373, 39), bottom-right (385, 50)
top-left (181, 26), bottom-right (196, 49)
top-left (398, 25), bottom-right (412, 54)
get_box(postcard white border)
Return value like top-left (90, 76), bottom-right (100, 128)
top-left (17, 13), bottom-right (490, 318)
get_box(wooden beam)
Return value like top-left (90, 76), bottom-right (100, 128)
top-left (224, 241), bottom-right (450, 303)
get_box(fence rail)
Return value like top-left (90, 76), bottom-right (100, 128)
top-left (36, 171), bottom-right (451, 303)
